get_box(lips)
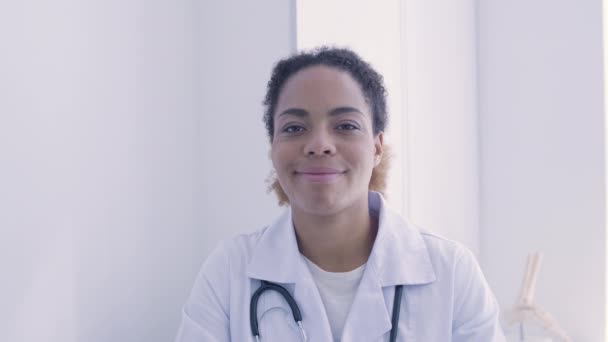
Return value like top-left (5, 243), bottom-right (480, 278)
top-left (296, 167), bottom-right (344, 174)
top-left (295, 167), bottom-right (345, 183)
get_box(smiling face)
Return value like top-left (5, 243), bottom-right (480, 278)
top-left (270, 65), bottom-right (383, 216)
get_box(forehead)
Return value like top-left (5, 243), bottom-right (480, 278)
top-left (275, 65), bottom-right (369, 114)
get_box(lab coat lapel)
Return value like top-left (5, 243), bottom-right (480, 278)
top-left (341, 192), bottom-right (437, 341)
top-left (367, 192), bottom-right (436, 287)
top-left (293, 268), bottom-right (334, 341)
top-left (340, 267), bottom-right (392, 341)
top-left (246, 207), bottom-right (334, 341)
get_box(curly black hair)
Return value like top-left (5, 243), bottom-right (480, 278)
top-left (262, 46), bottom-right (388, 142)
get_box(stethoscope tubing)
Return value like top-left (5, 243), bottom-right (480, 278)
top-left (250, 280), bottom-right (403, 342)
top-left (390, 285), bottom-right (404, 342)
top-left (250, 280), bottom-right (303, 338)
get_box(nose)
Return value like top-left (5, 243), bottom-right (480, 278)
top-left (304, 129), bottom-right (336, 156)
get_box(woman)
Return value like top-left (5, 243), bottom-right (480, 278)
top-left (175, 47), bottom-right (505, 341)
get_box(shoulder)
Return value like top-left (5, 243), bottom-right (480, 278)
top-left (412, 232), bottom-right (504, 338)
top-left (187, 226), bottom-right (269, 305)
top-left (415, 227), bottom-right (476, 270)
top-left (204, 225), bottom-right (270, 270)
top-left (406, 225), bottom-right (484, 290)
top-left (416, 227), bottom-right (497, 314)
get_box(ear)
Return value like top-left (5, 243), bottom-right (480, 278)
top-left (373, 132), bottom-right (384, 167)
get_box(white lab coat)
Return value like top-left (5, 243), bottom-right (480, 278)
top-left (175, 192), bottom-right (506, 341)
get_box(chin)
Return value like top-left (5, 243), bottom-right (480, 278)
top-left (293, 192), bottom-right (346, 216)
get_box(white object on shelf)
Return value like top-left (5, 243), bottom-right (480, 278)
top-left (503, 252), bottom-right (571, 342)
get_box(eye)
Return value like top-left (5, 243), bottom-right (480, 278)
top-left (336, 123), bottom-right (359, 131)
top-left (283, 125), bottom-right (306, 133)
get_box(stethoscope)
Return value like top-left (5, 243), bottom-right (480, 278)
top-left (250, 280), bottom-right (404, 342)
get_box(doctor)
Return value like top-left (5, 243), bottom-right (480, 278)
top-left (175, 47), bottom-right (506, 341)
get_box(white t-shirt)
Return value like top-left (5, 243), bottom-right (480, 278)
top-left (302, 256), bottom-right (366, 342)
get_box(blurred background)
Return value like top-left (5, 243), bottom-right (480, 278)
top-left (0, 0), bottom-right (605, 341)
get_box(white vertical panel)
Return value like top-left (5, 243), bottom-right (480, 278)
top-left (604, 0), bottom-right (608, 338)
top-left (296, 0), bottom-right (406, 215)
top-left (296, 0), bottom-right (480, 255)
top-left (401, 0), bottom-right (480, 255)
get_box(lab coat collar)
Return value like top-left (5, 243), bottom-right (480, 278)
top-left (246, 205), bottom-right (304, 283)
top-left (246, 191), bottom-right (436, 286)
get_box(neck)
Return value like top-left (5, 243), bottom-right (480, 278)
top-left (293, 196), bottom-right (378, 272)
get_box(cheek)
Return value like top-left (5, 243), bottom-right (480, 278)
top-left (270, 145), bottom-right (293, 173)
top-left (345, 143), bottom-right (376, 168)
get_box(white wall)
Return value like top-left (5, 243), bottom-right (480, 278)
top-left (402, 0), bottom-right (481, 255)
top-left (0, 1), bottom-right (294, 341)
top-left (478, 0), bottom-right (606, 340)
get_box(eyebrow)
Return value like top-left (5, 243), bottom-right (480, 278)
top-left (278, 106), bottom-right (364, 118)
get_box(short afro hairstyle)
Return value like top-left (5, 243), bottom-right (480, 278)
top-left (262, 46), bottom-right (388, 142)
top-left (262, 46), bottom-right (392, 205)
